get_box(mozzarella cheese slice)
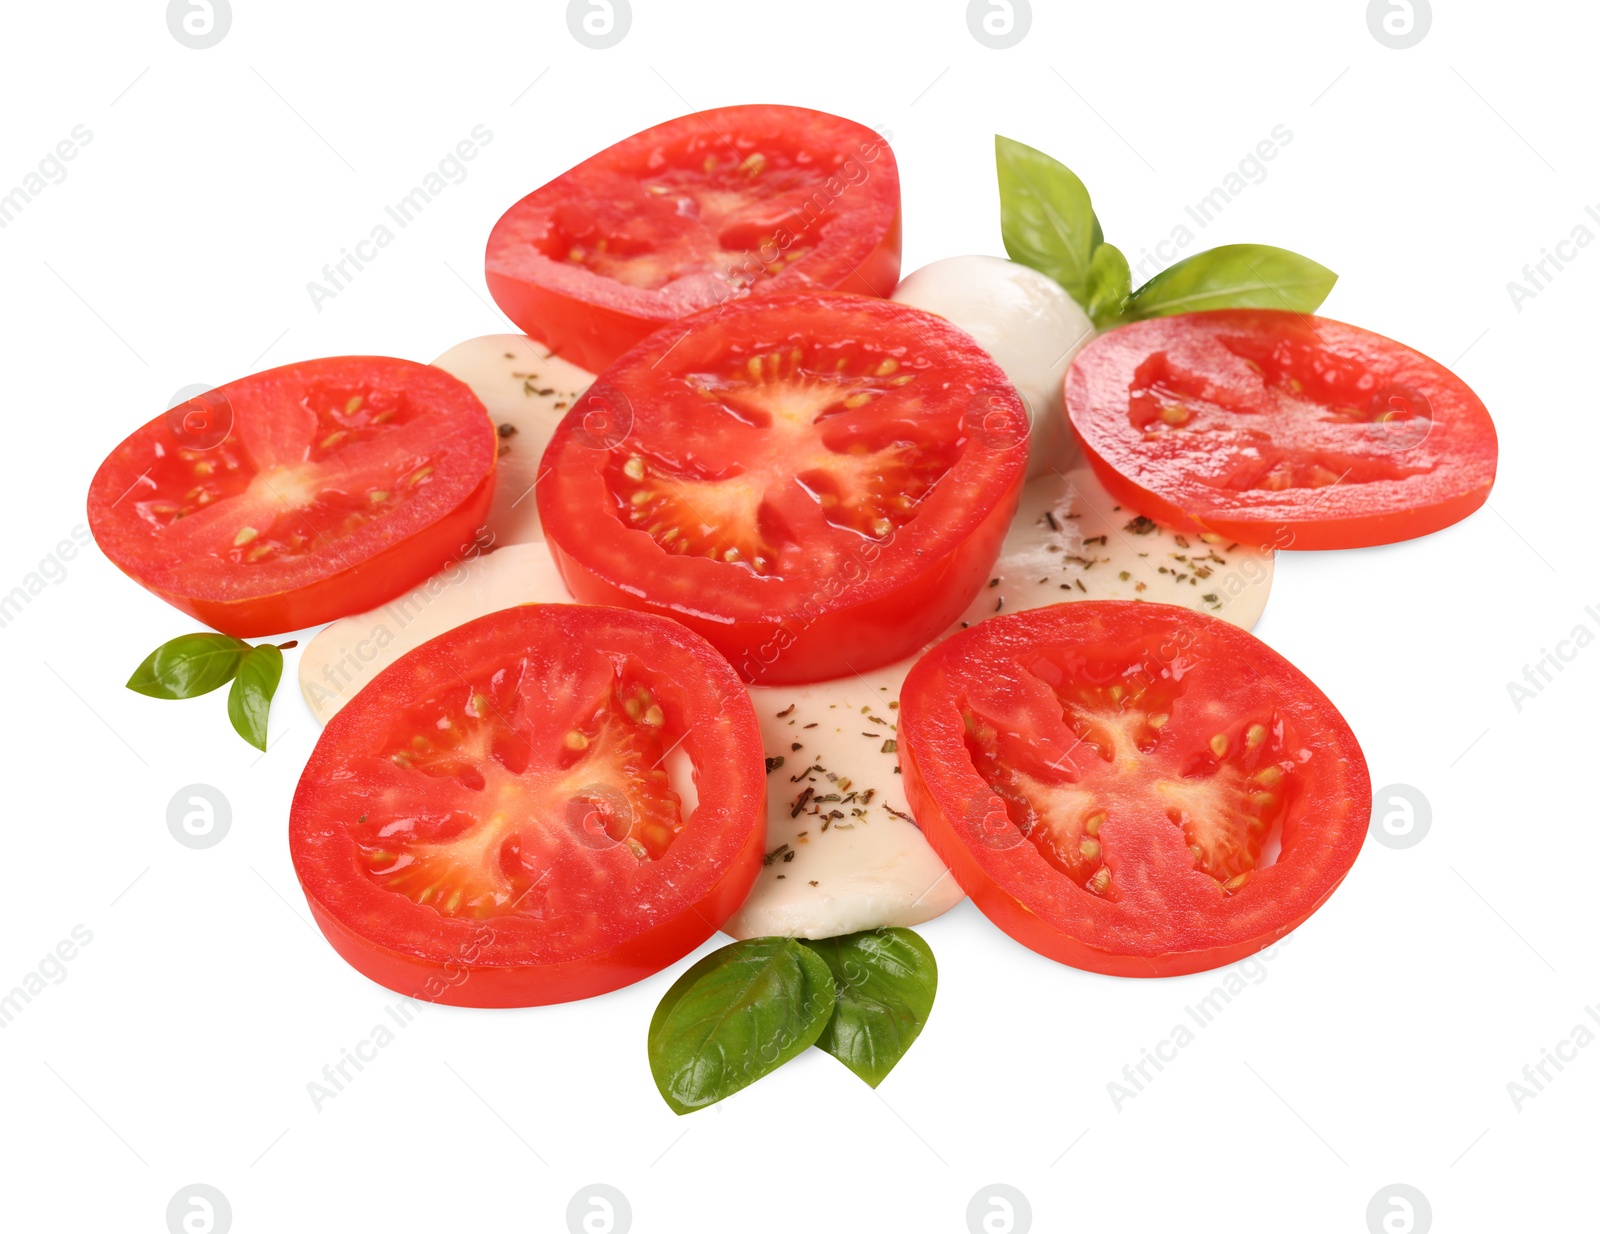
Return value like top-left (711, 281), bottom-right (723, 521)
top-left (430, 334), bottom-right (594, 546)
top-left (722, 469), bottom-right (1271, 939)
top-left (723, 661), bottom-right (963, 940)
top-left (892, 255), bottom-right (1094, 478)
top-left (957, 467), bottom-right (1274, 631)
top-left (295, 441), bottom-right (1271, 945)
top-left (297, 541), bottom-right (573, 724)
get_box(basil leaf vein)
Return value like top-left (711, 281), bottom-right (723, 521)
top-left (126, 632), bottom-right (251, 699)
top-left (996, 135), bottom-right (1099, 304)
top-left (227, 644), bottom-right (283, 751)
top-left (1083, 241), bottom-right (1133, 328)
top-left (648, 937), bottom-right (835, 1115)
top-left (1124, 243), bottom-right (1336, 319)
top-left (802, 928), bottom-right (937, 1087)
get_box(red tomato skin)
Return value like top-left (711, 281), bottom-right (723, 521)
top-left (484, 104), bottom-right (902, 374)
top-left (132, 473), bottom-right (494, 639)
top-left (544, 474), bottom-right (1019, 686)
top-left (299, 821), bottom-right (765, 1008)
top-left (535, 293), bottom-right (1030, 685)
top-left (898, 602), bottom-right (1370, 977)
top-left (87, 356), bottom-right (498, 637)
top-left (1065, 310), bottom-right (1498, 550)
top-left (290, 604), bottom-right (767, 1007)
top-left (902, 743), bottom-right (1351, 977)
top-left (486, 215), bottom-right (903, 377)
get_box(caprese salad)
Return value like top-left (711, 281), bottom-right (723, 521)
top-left (88, 104), bottom-right (1496, 1113)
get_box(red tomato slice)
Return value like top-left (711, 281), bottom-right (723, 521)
top-left (1066, 310), bottom-right (1498, 549)
top-left (536, 293), bottom-right (1030, 684)
top-left (898, 601), bottom-right (1369, 976)
top-left (88, 357), bottom-right (497, 637)
top-left (485, 104), bottom-right (901, 373)
top-left (290, 603), bottom-right (766, 1007)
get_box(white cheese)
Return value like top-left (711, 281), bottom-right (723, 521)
top-left (724, 660), bottom-right (963, 940)
top-left (430, 334), bottom-right (594, 546)
top-left (297, 541), bottom-right (573, 724)
top-left (957, 467), bottom-right (1275, 631)
top-left (296, 408), bottom-right (1271, 946)
top-left (892, 255), bottom-right (1094, 478)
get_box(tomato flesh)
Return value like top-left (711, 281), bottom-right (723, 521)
top-left (1066, 310), bottom-right (1498, 549)
top-left (898, 601), bottom-right (1369, 976)
top-left (88, 357), bottom-right (497, 637)
top-left (290, 604), bottom-right (766, 1007)
top-left (537, 293), bottom-right (1029, 684)
top-left (486, 105), bottom-right (901, 373)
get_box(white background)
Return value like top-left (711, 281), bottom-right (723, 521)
top-left (0, 1), bottom-right (1593, 1231)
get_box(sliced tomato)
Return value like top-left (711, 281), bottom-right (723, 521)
top-left (88, 357), bottom-right (497, 637)
top-left (485, 105), bottom-right (901, 373)
top-left (897, 601), bottom-right (1369, 976)
top-left (290, 603), bottom-right (766, 1007)
top-left (536, 293), bottom-right (1030, 684)
top-left (1066, 310), bottom-right (1498, 549)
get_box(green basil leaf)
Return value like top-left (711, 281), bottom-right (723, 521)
top-left (801, 928), bottom-right (937, 1087)
top-left (1125, 243), bottom-right (1336, 319)
top-left (1083, 241), bottom-right (1132, 328)
top-left (126, 633), bottom-right (250, 699)
top-left (648, 937), bottom-right (836, 1115)
top-left (996, 135), bottom-right (1099, 304)
top-left (227, 644), bottom-right (283, 751)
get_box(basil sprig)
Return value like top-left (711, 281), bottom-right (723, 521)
top-left (127, 632), bottom-right (293, 751)
top-left (996, 135), bottom-right (1336, 327)
top-left (648, 927), bottom-right (938, 1114)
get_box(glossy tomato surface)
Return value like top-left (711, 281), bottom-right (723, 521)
top-left (485, 104), bottom-right (901, 373)
top-left (290, 604), bottom-right (766, 1007)
top-left (88, 357), bottom-right (497, 637)
top-left (898, 601), bottom-right (1369, 976)
top-left (1066, 310), bottom-right (1498, 549)
top-left (537, 293), bottom-right (1029, 684)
